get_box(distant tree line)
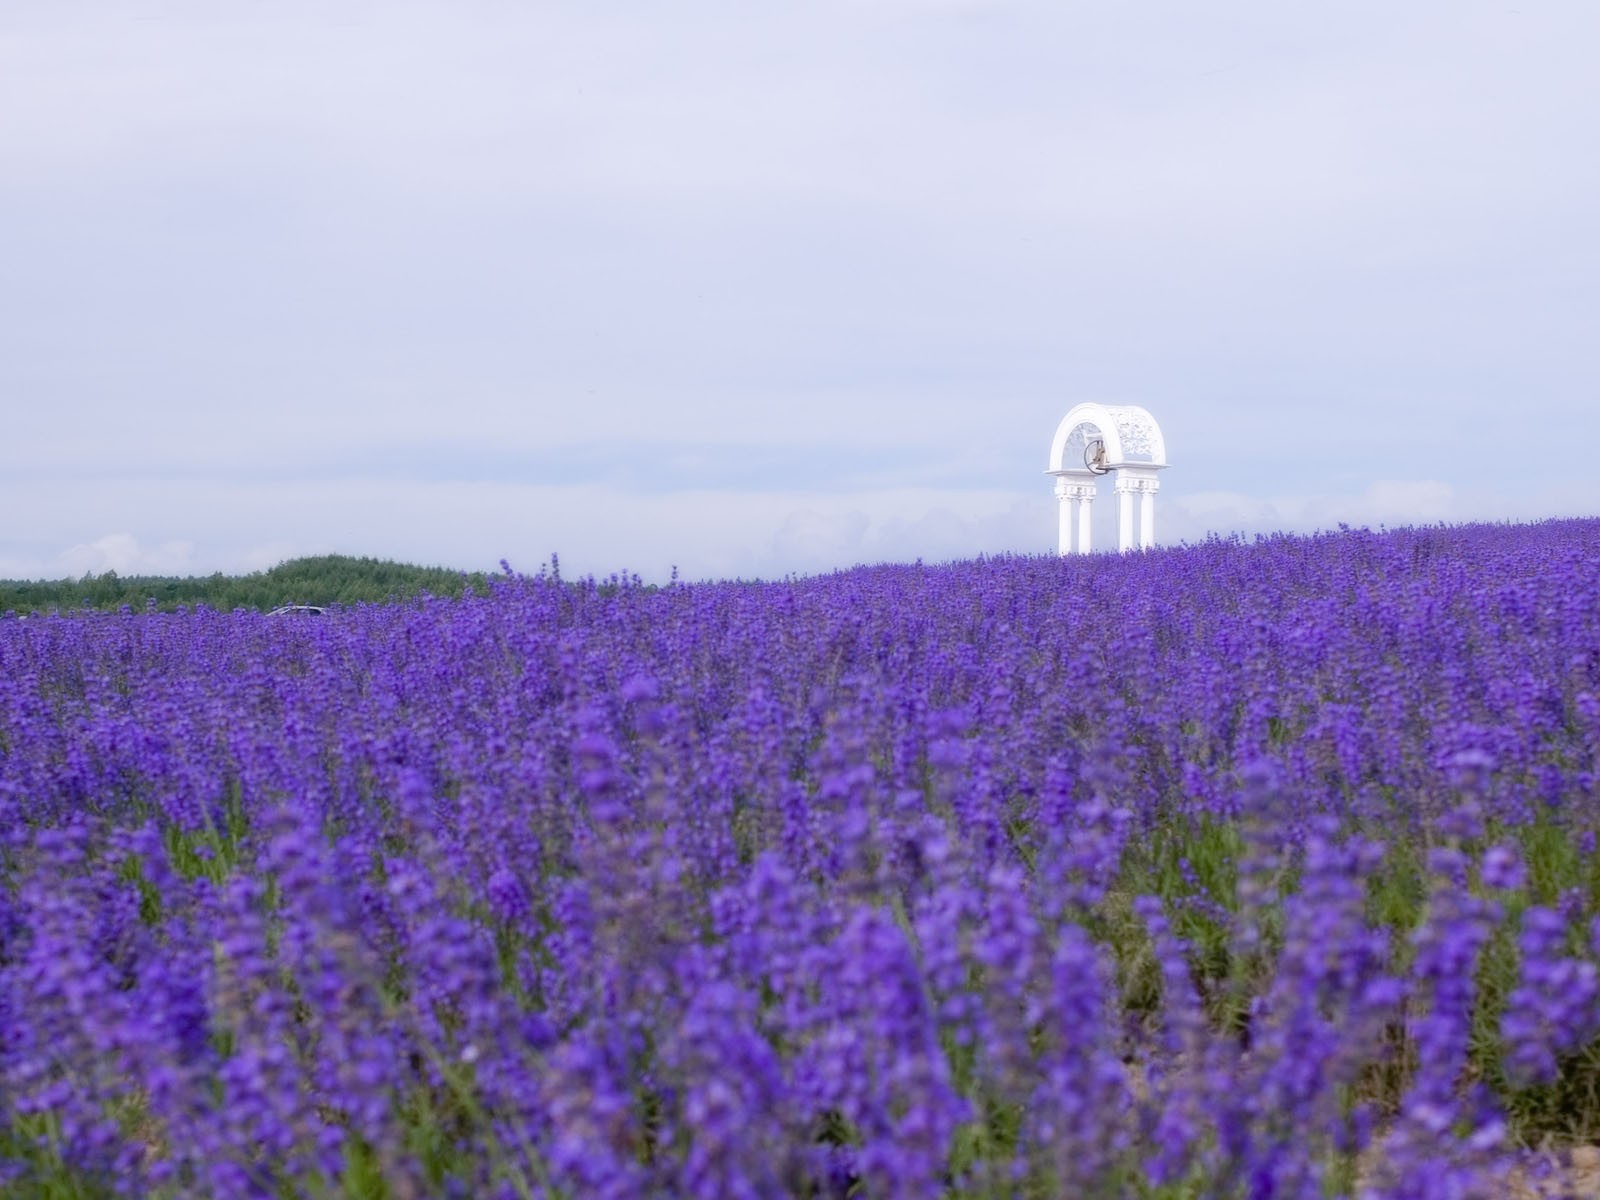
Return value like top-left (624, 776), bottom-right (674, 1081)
top-left (0, 555), bottom-right (491, 615)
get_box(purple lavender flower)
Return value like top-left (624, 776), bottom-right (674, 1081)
top-left (1479, 842), bottom-right (1526, 891)
top-left (1502, 906), bottom-right (1600, 1086)
top-left (4, 518), bottom-right (1600, 1194)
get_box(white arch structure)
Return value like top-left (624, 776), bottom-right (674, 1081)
top-left (1047, 403), bottom-right (1168, 554)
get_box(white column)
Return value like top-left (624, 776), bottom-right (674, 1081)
top-left (1114, 468), bottom-right (1161, 551)
top-left (1053, 476), bottom-right (1099, 554)
top-left (1055, 479), bottom-right (1076, 555)
top-left (1115, 477), bottom-right (1136, 552)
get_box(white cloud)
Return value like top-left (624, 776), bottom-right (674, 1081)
top-left (1161, 481), bottom-right (1460, 541)
top-left (769, 509), bottom-right (873, 573)
top-left (3, 470), bottom-right (1593, 587)
top-left (0, 477), bottom-right (1035, 583)
top-left (236, 540), bottom-right (326, 573)
top-left (1160, 477), bottom-right (1600, 548)
top-left (53, 533), bottom-right (196, 578)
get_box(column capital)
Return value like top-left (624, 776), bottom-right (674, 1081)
top-left (1113, 472), bottom-right (1161, 495)
top-left (1054, 477), bottom-right (1098, 501)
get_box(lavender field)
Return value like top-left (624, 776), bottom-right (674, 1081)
top-left (4, 520), bottom-right (1600, 1199)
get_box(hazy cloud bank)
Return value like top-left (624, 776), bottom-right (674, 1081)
top-left (5, 472), bottom-right (1596, 588)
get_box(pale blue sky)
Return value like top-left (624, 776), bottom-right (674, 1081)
top-left (4, 1), bottom-right (1597, 581)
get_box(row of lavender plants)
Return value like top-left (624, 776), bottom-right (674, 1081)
top-left (3, 520), bottom-right (1600, 1198)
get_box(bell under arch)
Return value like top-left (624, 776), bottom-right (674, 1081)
top-left (1047, 403), bottom-right (1168, 555)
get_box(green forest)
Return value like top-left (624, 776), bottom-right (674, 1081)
top-left (0, 555), bottom-right (492, 615)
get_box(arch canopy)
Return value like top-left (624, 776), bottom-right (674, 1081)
top-left (1047, 403), bottom-right (1168, 476)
